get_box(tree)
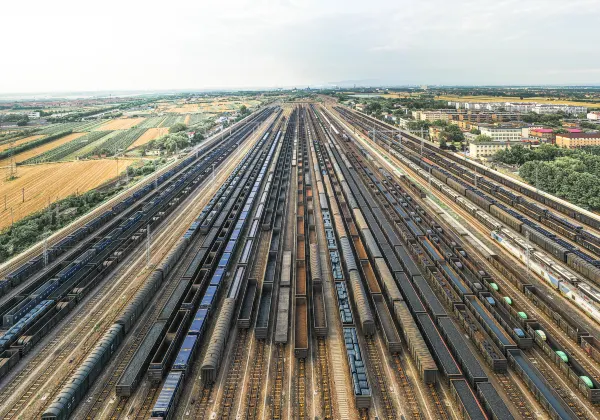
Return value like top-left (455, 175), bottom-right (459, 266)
top-left (240, 104), bottom-right (248, 115)
top-left (441, 125), bottom-right (464, 144)
top-left (470, 128), bottom-right (481, 135)
top-left (474, 134), bottom-right (493, 142)
top-left (407, 120), bottom-right (431, 131)
top-left (365, 102), bottom-right (382, 115)
top-left (431, 119), bottom-right (448, 127)
top-left (169, 123), bottom-right (188, 134)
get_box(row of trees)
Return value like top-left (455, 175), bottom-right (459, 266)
top-left (520, 161), bottom-right (600, 210)
top-left (142, 124), bottom-right (205, 155)
top-left (0, 188), bottom-right (122, 262)
top-left (493, 144), bottom-right (600, 210)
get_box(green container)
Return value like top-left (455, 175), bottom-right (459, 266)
top-left (556, 351), bottom-right (569, 363)
top-left (581, 376), bottom-right (594, 389)
top-left (503, 296), bottom-right (512, 305)
top-left (518, 311), bottom-right (527, 319)
top-left (490, 283), bottom-right (499, 291)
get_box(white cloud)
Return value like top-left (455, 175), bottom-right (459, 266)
top-left (0, 0), bottom-right (598, 93)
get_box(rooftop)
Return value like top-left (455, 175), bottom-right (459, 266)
top-left (556, 133), bottom-right (600, 139)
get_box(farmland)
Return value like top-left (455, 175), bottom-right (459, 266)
top-left (94, 117), bottom-right (145, 131)
top-left (158, 115), bottom-right (185, 127)
top-left (22, 131), bottom-right (111, 164)
top-left (0, 159), bottom-right (137, 230)
top-left (136, 116), bottom-right (166, 129)
top-left (127, 127), bottom-right (169, 150)
top-left (437, 94), bottom-right (600, 108)
top-left (0, 93), bottom-right (262, 230)
top-left (0, 135), bottom-right (45, 152)
top-left (0, 132), bottom-right (87, 167)
top-left (83, 127), bottom-right (146, 157)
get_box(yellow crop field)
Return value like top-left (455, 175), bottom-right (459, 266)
top-left (167, 104), bottom-right (200, 113)
top-left (127, 127), bottom-right (169, 150)
top-left (437, 95), bottom-right (600, 108)
top-left (184, 115), bottom-right (191, 125)
top-left (0, 132), bottom-right (87, 168)
top-left (0, 135), bottom-right (45, 153)
top-left (0, 159), bottom-right (137, 230)
top-left (94, 118), bottom-right (146, 131)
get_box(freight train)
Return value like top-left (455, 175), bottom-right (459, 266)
top-left (491, 228), bottom-right (600, 321)
top-left (41, 108), bottom-right (280, 420)
top-left (335, 107), bottom-right (600, 287)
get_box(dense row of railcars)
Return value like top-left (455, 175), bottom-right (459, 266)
top-left (321, 107), bottom-right (528, 418)
top-left (293, 109), bottom-right (310, 357)
top-left (255, 111), bottom-right (295, 343)
top-left (1, 142), bottom-right (225, 356)
top-left (335, 106), bottom-right (600, 321)
top-left (148, 113), bottom-right (289, 419)
top-left (200, 124), bottom-right (284, 384)
top-left (337, 106), bottom-right (600, 232)
top-left (1, 108), bottom-right (274, 336)
top-left (115, 120), bottom-right (277, 399)
top-left (40, 108), bottom-right (280, 420)
top-left (0, 108), bottom-right (274, 298)
top-left (331, 106), bottom-right (589, 418)
top-left (308, 110), bottom-right (375, 406)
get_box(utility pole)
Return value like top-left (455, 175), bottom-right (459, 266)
top-left (525, 230), bottom-right (531, 283)
top-left (429, 166), bottom-right (432, 187)
top-left (146, 224), bottom-right (151, 267)
top-left (44, 237), bottom-right (48, 267)
top-left (154, 160), bottom-right (158, 189)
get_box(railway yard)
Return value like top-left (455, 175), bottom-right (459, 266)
top-left (4, 100), bottom-right (600, 420)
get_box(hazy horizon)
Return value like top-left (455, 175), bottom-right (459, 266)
top-left (2, 0), bottom-right (599, 94)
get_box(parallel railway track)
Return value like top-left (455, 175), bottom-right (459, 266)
top-left (316, 338), bottom-right (333, 420)
top-left (295, 358), bottom-right (307, 420)
top-left (245, 339), bottom-right (266, 419)
top-left (219, 329), bottom-right (249, 420)
top-left (271, 344), bottom-right (285, 419)
top-left (364, 336), bottom-right (395, 420)
top-left (392, 354), bottom-right (423, 420)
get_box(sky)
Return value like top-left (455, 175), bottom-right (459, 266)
top-left (1, 0), bottom-right (599, 93)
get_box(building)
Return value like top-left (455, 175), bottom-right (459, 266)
top-left (588, 112), bottom-right (600, 120)
top-left (429, 126), bottom-right (444, 141)
top-left (478, 125), bottom-right (524, 142)
top-left (412, 109), bottom-right (456, 121)
top-left (355, 104), bottom-right (366, 112)
top-left (469, 141), bottom-right (512, 158)
top-left (27, 112), bottom-right (41, 119)
top-left (469, 140), bottom-right (537, 159)
top-left (532, 104), bottom-right (587, 115)
top-left (397, 118), bottom-right (412, 129)
top-left (555, 133), bottom-right (600, 148)
top-left (529, 128), bottom-right (555, 142)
